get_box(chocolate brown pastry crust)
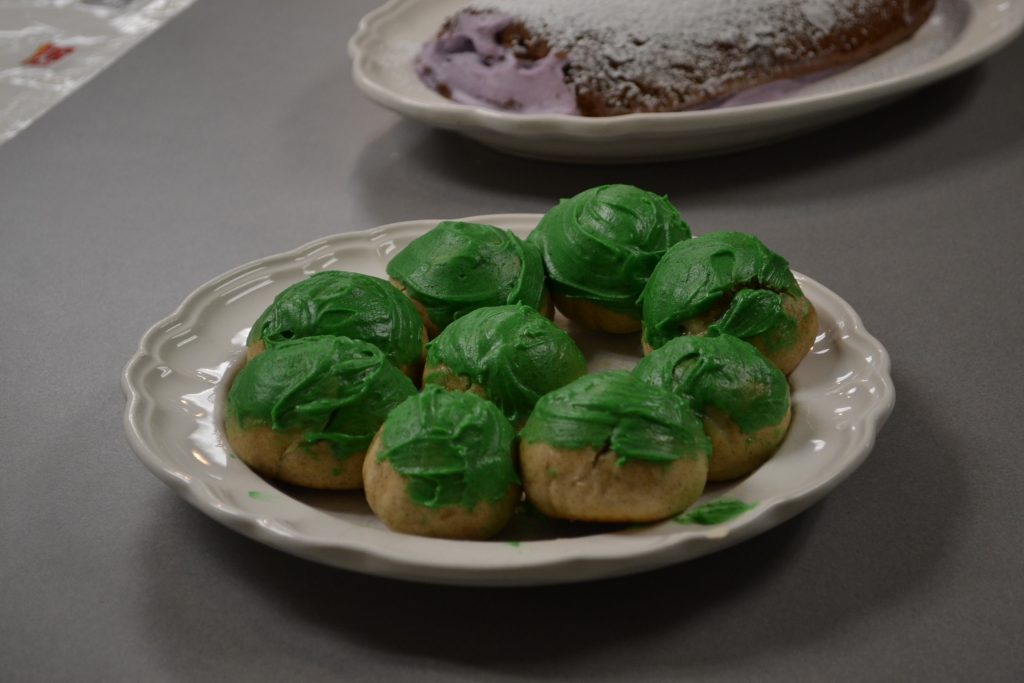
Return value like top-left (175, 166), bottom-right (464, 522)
top-left (422, 0), bottom-right (937, 116)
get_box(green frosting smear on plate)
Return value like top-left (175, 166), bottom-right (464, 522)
top-left (227, 335), bottom-right (416, 458)
top-left (520, 371), bottom-right (710, 465)
top-left (641, 231), bottom-right (801, 350)
top-left (385, 221), bottom-right (546, 331)
top-left (529, 184), bottom-right (690, 317)
top-left (633, 334), bottom-right (790, 434)
top-left (425, 305), bottom-right (587, 425)
top-left (378, 386), bottom-right (519, 510)
top-left (247, 270), bottom-right (425, 369)
top-left (675, 498), bottom-right (757, 525)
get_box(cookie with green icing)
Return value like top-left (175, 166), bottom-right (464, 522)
top-left (519, 371), bottom-right (709, 523)
top-left (640, 231), bottom-right (818, 375)
top-left (529, 184), bottom-right (690, 333)
top-left (634, 334), bottom-right (792, 481)
top-left (225, 335), bottom-right (417, 490)
top-left (246, 271), bottom-right (427, 379)
top-left (423, 305), bottom-right (587, 427)
top-left (385, 221), bottom-right (551, 338)
top-left (363, 385), bottom-right (521, 539)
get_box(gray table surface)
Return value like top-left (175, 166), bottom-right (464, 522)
top-left (2, 1), bottom-right (1022, 680)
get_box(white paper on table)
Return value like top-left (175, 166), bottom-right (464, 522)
top-left (0, 0), bottom-right (197, 144)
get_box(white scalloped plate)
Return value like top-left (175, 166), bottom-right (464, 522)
top-left (122, 215), bottom-right (894, 586)
top-left (348, 0), bottom-right (1023, 162)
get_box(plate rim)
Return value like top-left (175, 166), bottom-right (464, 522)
top-left (122, 214), bottom-right (895, 586)
top-left (348, 0), bottom-right (1023, 146)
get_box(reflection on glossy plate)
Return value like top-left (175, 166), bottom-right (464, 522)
top-left (348, 0), bottom-right (1022, 162)
top-left (122, 215), bottom-right (894, 586)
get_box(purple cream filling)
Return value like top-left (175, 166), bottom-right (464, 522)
top-left (416, 12), bottom-right (579, 115)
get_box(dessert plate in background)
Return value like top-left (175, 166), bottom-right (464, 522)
top-left (349, 0), bottom-right (1023, 162)
top-left (123, 215), bottom-right (894, 586)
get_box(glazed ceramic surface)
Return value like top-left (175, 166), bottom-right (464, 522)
top-left (349, 0), bottom-right (1022, 162)
top-left (123, 215), bottom-right (894, 586)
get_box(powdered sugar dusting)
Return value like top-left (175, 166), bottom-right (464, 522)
top-left (469, 0), bottom-right (912, 112)
top-left (801, 0), bottom-right (840, 33)
top-left (477, 0), bottom-right (871, 47)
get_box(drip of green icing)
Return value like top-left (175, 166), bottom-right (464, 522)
top-left (641, 231), bottom-right (801, 350)
top-left (377, 385), bottom-right (519, 510)
top-left (675, 498), bottom-right (757, 525)
top-left (707, 289), bottom-right (797, 353)
top-left (385, 221), bottom-right (546, 331)
top-left (520, 371), bottom-right (710, 464)
top-left (247, 491), bottom-right (275, 501)
top-left (529, 184), bottom-right (690, 317)
top-left (227, 336), bottom-right (416, 458)
top-left (246, 270), bottom-right (424, 369)
top-left (633, 334), bottom-right (790, 434)
top-left (425, 305), bottom-right (587, 425)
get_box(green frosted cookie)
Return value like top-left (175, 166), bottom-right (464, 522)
top-left (363, 386), bottom-right (521, 539)
top-left (634, 334), bottom-right (792, 481)
top-left (641, 231), bottom-right (817, 375)
top-left (225, 335), bottom-right (417, 490)
top-left (529, 184), bottom-right (690, 331)
top-left (519, 372), bottom-right (710, 523)
top-left (424, 305), bottom-right (587, 426)
top-left (386, 221), bottom-right (548, 337)
top-left (247, 270), bottom-right (426, 377)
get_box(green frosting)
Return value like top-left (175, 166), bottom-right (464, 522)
top-left (227, 336), bottom-right (416, 458)
top-left (674, 498), bottom-right (757, 525)
top-left (377, 385), bottom-right (519, 510)
top-left (528, 184), bottom-right (690, 317)
top-left (641, 231), bottom-right (802, 350)
top-left (425, 305), bottom-right (587, 425)
top-left (705, 288), bottom-right (793, 346)
top-left (247, 271), bottom-right (424, 369)
top-left (520, 371), bottom-right (710, 465)
top-left (385, 221), bottom-right (546, 331)
top-left (633, 334), bottom-right (790, 433)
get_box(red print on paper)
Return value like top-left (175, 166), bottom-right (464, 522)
top-left (23, 43), bottom-right (75, 67)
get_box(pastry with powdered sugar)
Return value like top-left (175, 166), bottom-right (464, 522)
top-left (417, 0), bottom-right (936, 115)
